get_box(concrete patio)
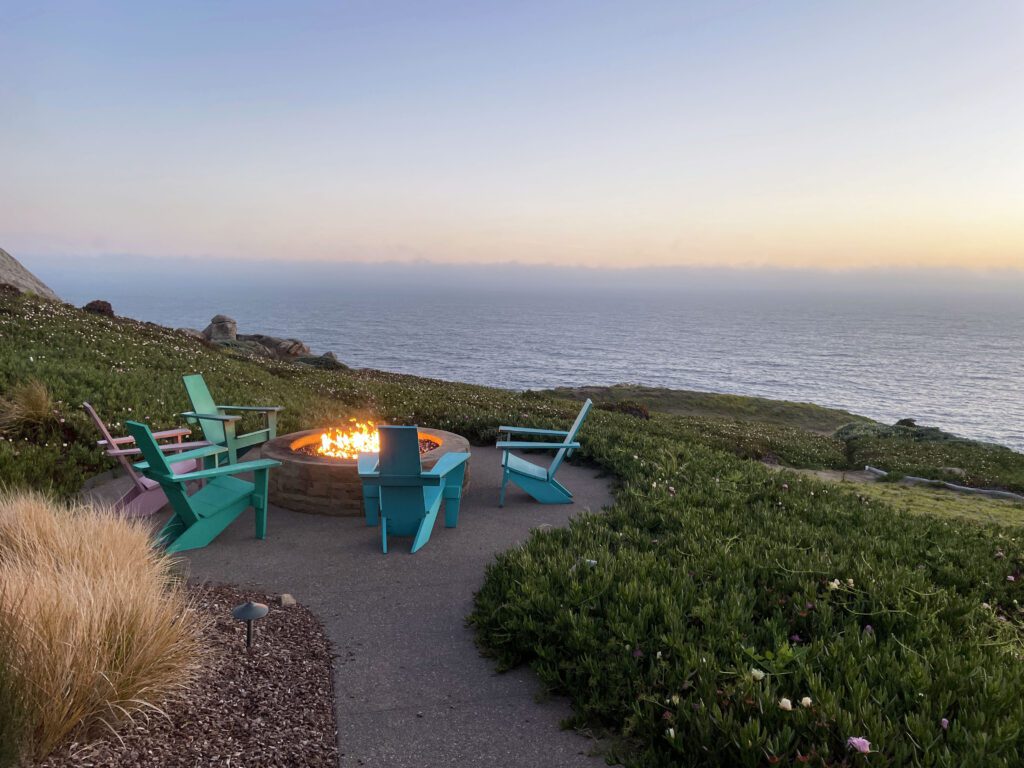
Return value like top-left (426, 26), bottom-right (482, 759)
top-left (149, 446), bottom-right (613, 767)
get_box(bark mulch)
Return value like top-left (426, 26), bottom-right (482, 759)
top-left (39, 583), bottom-right (338, 768)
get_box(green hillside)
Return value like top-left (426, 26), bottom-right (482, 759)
top-left (3, 292), bottom-right (1024, 765)
top-left (543, 384), bottom-right (870, 433)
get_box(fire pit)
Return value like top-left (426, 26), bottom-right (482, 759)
top-left (258, 421), bottom-right (471, 517)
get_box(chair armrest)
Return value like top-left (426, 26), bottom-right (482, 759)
top-left (151, 427), bottom-right (193, 440)
top-left (216, 405), bottom-right (285, 413)
top-left (498, 426), bottom-right (570, 437)
top-left (424, 452), bottom-right (471, 478)
top-left (357, 454), bottom-right (379, 476)
top-left (496, 441), bottom-right (580, 451)
top-left (98, 427), bottom-right (192, 448)
top-left (180, 411), bottom-right (241, 422)
top-left (98, 435), bottom-right (135, 447)
top-left (171, 458), bottom-right (281, 482)
top-left (108, 440), bottom-right (211, 458)
top-left (133, 444), bottom-right (228, 470)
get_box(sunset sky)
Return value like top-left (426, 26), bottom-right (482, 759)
top-left (2, 1), bottom-right (1022, 271)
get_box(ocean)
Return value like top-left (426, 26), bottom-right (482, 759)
top-left (48, 273), bottom-right (1024, 452)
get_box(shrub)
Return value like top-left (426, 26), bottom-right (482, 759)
top-left (836, 422), bottom-right (1024, 492)
top-left (471, 414), bottom-right (1024, 766)
top-left (0, 491), bottom-right (205, 761)
top-left (0, 378), bottom-right (57, 435)
top-left (597, 400), bottom-right (650, 420)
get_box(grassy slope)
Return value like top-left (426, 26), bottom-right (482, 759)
top-left (544, 384), bottom-right (870, 433)
top-left (4, 294), bottom-right (1024, 765)
top-left (549, 384), bottom-right (1024, 493)
top-left (0, 295), bottom-right (573, 495)
top-left (854, 482), bottom-right (1024, 528)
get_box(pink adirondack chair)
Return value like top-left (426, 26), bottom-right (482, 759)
top-left (83, 402), bottom-right (214, 517)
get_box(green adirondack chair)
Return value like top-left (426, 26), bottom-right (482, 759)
top-left (497, 399), bottom-right (592, 506)
top-left (358, 425), bottom-right (470, 554)
top-left (181, 373), bottom-right (283, 464)
top-left (125, 420), bottom-right (281, 553)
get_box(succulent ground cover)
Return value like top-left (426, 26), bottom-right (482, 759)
top-left (3, 293), bottom-right (1024, 765)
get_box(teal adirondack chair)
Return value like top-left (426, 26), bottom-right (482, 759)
top-left (181, 374), bottom-right (283, 464)
top-left (497, 399), bottom-right (592, 506)
top-left (358, 425), bottom-right (470, 554)
top-left (125, 420), bottom-right (281, 553)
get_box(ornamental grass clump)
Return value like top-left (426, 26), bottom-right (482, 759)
top-left (0, 490), bottom-right (204, 761)
top-left (0, 378), bottom-right (57, 436)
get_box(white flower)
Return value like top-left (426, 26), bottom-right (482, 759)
top-left (670, 694), bottom-right (680, 705)
top-left (751, 668), bottom-right (766, 681)
top-left (846, 578), bottom-right (855, 588)
top-left (667, 727), bottom-right (675, 739)
top-left (827, 579), bottom-right (841, 590)
top-left (801, 696), bottom-right (812, 708)
top-left (779, 697), bottom-right (793, 711)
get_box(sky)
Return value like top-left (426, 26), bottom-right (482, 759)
top-left (1, 1), bottom-right (1022, 273)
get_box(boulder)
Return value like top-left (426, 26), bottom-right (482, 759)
top-left (202, 314), bottom-right (237, 342)
top-left (82, 299), bottom-right (115, 318)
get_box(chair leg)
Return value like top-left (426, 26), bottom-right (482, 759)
top-left (444, 494), bottom-right (462, 528)
top-left (499, 469), bottom-right (509, 507)
top-left (363, 488), bottom-right (380, 526)
top-left (381, 516), bottom-right (388, 554)
top-left (253, 469), bottom-right (269, 540)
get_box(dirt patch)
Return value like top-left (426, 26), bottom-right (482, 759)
top-left (37, 583), bottom-right (338, 768)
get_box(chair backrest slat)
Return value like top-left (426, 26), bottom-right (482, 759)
top-left (183, 374), bottom-right (225, 444)
top-left (548, 399), bottom-right (592, 479)
top-left (125, 420), bottom-right (174, 477)
top-left (377, 426), bottom-right (426, 515)
top-left (378, 426), bottom-right (423, 476)
top-left (84, 402), bottom-right (146, 490)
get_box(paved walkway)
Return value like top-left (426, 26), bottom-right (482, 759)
top-left (161, 447), bottom-right (613, 768)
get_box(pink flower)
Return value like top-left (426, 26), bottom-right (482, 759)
top-left (847, 737), bottom-right (872, 754)
top-left (941, 718), bottom-right (950, 731)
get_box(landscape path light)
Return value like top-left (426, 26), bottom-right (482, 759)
top-left (231, 601), bottom-right (269, 648)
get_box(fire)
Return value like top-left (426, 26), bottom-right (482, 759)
top-left (316, 420), bottom-right (379, 459)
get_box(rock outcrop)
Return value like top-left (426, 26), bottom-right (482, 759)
top-left (0, 248), bottom-right (59, 300)
top-left (199, 315), bottom-right (325, 362)
top-left (238, 333), bottom-right (311, 359)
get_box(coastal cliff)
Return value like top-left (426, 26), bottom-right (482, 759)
top-left (0, 248), bottom-right (59, 300)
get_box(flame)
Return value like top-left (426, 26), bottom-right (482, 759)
top-left (316, 420), bottom-right (379, 459)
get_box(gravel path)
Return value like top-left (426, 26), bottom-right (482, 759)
top-left (171, 446), bottom-right (613, 768)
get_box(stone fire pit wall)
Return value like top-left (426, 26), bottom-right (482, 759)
top-left (257, 427), bottom-right (471, 517)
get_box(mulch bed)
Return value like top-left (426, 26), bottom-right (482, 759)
top-left (38, 584), bottom-right (338, 768)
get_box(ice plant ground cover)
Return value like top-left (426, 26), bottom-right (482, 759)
top-left (2, 293), bottom-right (1024, 764)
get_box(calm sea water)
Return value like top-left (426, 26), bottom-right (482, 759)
top-left (51, 277), bottom-right (1024, 452)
